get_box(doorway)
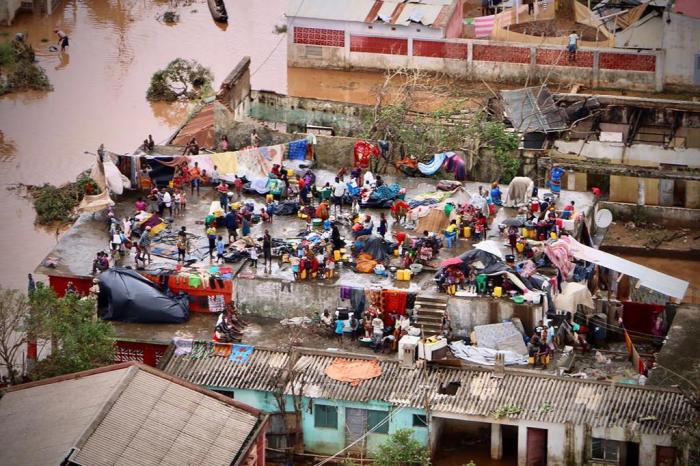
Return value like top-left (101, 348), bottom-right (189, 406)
top-left (526, 428), bottom-right (547, 466)
top-left (345, 408), bottom-right (367, 454)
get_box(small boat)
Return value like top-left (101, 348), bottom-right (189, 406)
top-left (207, 0), bottom-right (228, 23)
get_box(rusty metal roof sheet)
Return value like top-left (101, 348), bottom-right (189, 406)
top-left (162, 346), bottom-right (694, 435)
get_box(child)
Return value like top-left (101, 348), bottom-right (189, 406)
top-left (249, 246), bottom-right (258, 268)
top-left (378, 212), bottom-right (387, 239)
top-left (266, 201), bottom-right (275, 223)
top-left (260, 207), bottom-right (270, 223)
top-left (180, 190), bottom-right (187, 212)
top-left (206, 225), bottom-right (217, 260)
top-left (325, 256), bottom-right (335, 280)
top-left (474, 222), bottom-right (484, 242)
top-left (241, 217), bottom-right (251, 237)
top-left (173, 189), bottom-right (182, 216)
top-left (216, 235), bottom-right (226, 264)
top-left (290, 255), bottom-right (300, 280)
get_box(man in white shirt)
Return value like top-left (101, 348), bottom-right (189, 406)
top-left (163, 189), bottom-right (173, 217)
top-left (332, 176), bottom-right (346, 215)
top-left (567, 31), bottom-right (579, 61)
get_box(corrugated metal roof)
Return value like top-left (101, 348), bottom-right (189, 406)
top-left (287, 0), bottom-right (377, 23)
top-left (162, 347), bottom-right (694, 435)
top-left (74, 370), bottom-right (259, 466)
top-left (0, 363), bottom-right (263, 466)
top-left (288, 0), bottom-right (456, 28)
top-left (501, 87), bottom-right (569, 133)
top-left (0, 368), bottom-right (128, 466)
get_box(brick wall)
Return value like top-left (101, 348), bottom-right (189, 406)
top-left (414, 40), bottom-right (468, 59)
top-left (536, 49), bottom-right (594, 68)
top-left (600, 52), bottom-right (656, 72)
top-left (293, 27), bottom-right (345, 47)
top-left (473, 44), bottom-right (530, 64)
top-left (350, 35), bottom-right (408, 55)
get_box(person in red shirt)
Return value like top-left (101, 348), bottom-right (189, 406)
top-left (216, 180), bottom-right (229, 212)
top-left (232, 175), bottom-right (243, 199)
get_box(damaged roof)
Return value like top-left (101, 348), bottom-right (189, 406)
top-left (0, 363), bottom-right (265, 466)
top-left (287, 0), bottom-right (458, 29)
top-left (501, 87), bottom-right (569, 133)
top-left (162, 346), bottom-right (694, 436)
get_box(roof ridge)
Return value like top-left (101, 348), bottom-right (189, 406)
top-left (66, 365), bottom-right (140, 462)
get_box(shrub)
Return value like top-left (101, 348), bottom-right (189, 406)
top-left (146, 58), bottom-right (213, 102)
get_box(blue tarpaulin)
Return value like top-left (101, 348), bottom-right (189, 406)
top-left (287, 139), bottom-right (308, 160)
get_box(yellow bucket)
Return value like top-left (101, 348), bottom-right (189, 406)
top-left (393, 248), bottom-right (399, 257)
top-left (287, 169), bottom-right (294, 177)
top-left (521, 227), bottom-right (528, 237)
top-left (463, 226), bottom-right (472, 238)
top-left (493, 286), bottom-right (503, 297)
top-left (529, 229), bottom-right (538, 239)
top-left (550, 232), bottom-right (558, 240)
top-left (334, 250), bottom-right (341, 261)
top-left (516, 242), bottom-right (525, 253)
top-left (266, 194), bottom-right (274, 203)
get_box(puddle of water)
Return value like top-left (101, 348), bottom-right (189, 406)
top-left (0, 0), bottom-right (287, 288)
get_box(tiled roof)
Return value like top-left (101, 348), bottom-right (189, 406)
top-left (0, 363), bottom-right (265, 466)
top-left (162, 346), bottom-right (695, 436)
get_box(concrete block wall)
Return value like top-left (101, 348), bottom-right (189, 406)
top-left (289, 26), bottom-right (662, 91)
top-left (447, 296), bottom-right (545, 337)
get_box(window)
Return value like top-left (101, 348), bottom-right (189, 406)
top-left (314, 404), bottom-right (338, 429)
top-left (366, 409), bottom-right (389, 434)
top-left (591, 438), bottom-right (619, 462)
top-left (412, 414), bottom-right (428, 427)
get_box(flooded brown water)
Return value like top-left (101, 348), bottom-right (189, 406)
top-left (0, 0), bottom-right (287, 288)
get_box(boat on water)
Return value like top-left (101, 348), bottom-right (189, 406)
top-left (207, 0), bottom-right (228, 23)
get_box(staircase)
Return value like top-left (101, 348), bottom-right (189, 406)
top-left (413, 295), bottom-right (449, 337)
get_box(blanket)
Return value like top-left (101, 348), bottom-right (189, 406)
top-left (324, 358), bottom-right (382, 386)
top-left (417, 152), bottom-right (450, 176)
top-left (504, 177), bottom-right (535, 207)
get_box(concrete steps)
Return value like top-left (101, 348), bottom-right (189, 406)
top-left (414, 295), bottom-right (448, 337)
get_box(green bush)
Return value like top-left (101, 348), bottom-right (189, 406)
top-left (31, 174), bottom-right (99, 224)
top-left (0, 39), bottom-right (51, 95)
top-left (146, 58), bottom-right (213, 102)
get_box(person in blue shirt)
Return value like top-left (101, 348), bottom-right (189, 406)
top-left (490, 182), bottom-right (502, 206)
top-left (225, 210), bottom-right (238, 242)
top-left (334, 317), bottom-right (345, 345)
top-left (216, 235), bottom-right (226, 264)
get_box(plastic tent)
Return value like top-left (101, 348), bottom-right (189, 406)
top-left (97, 268), bottom-right (190, 323)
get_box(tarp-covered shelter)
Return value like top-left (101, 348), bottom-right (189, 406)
top-left (97, 268), bottom-right (190, 323)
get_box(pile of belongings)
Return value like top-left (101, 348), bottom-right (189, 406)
top-left (214, 303), bottom-right (248, 343)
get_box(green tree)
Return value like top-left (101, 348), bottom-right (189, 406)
top-left (28, 286), bottom-right (115, 380)
top-left (0, 289), bottom-right (32, 384)
top-left (464, 111), bottom-right (521, 184)
top-left (372, 428), bottom-right (431, 466)
top-left (146, 58), bottom-right (213, 102)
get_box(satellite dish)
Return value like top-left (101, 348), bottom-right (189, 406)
top-left (595, 209), bottom-right (613, 229)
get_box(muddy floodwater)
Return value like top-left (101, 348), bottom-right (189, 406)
top-left (0, 0), bottom-right (287, 288)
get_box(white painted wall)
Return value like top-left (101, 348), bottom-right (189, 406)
top-left (554, 139), bottom-right (700, 168)
top-left (662, 12), bottom-right (700, 86)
